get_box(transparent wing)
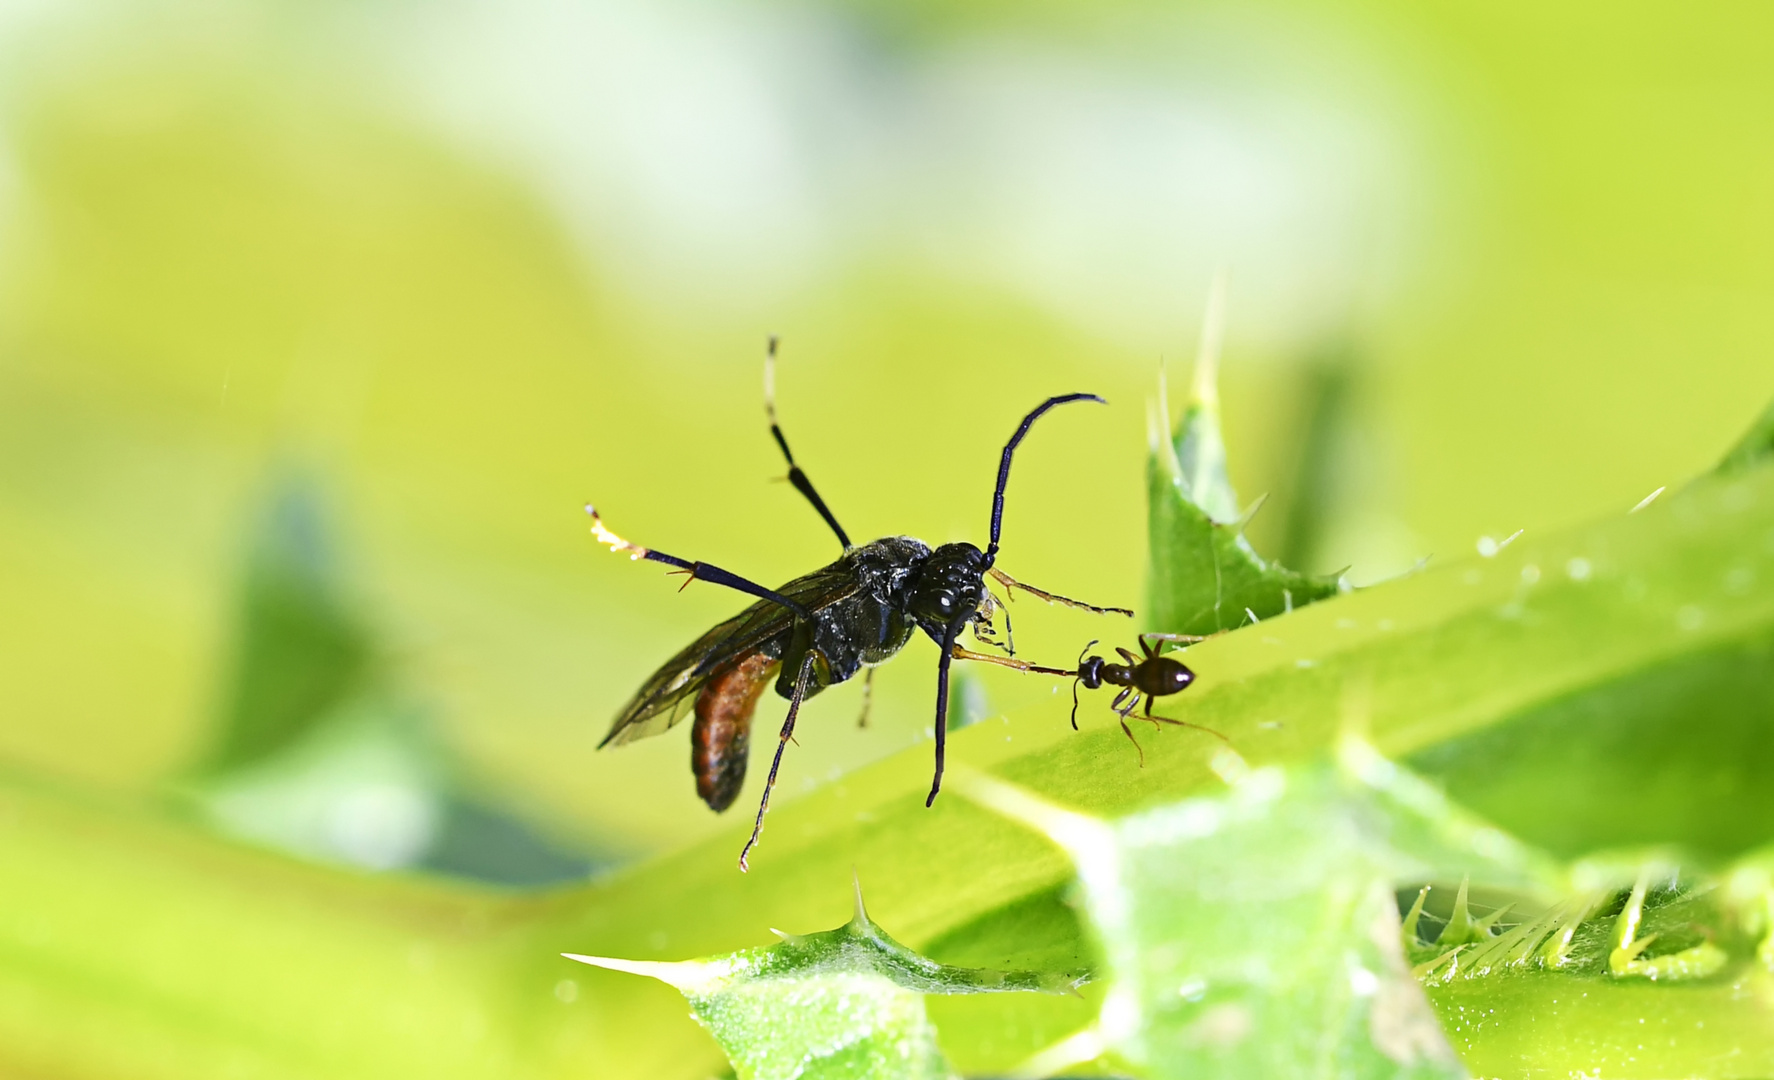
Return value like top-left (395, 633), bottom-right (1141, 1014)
top-left (599, 561), bottom-right (861, 747)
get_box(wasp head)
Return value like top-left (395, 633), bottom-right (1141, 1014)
top-left (907, 542), bottom-right (987, 634)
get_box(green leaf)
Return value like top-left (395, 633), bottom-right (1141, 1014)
top-left (564, 879), bottom-right (1085, 1080)
top-left (963, 742), bottom-right (1774, 1079)
top-left (1146, 294), bottom-right (1344, 635)
top-left (960, 741), bottom-right (1556, 1080)
top-left (1420, 857), bottom-right (1774, 1078)
top-left (202, 475), bottom-right (373, 773)
top-left (1716, 396), bottom-right (1774, 475)
top-left (11, 415), bottom-right (1774, 1079)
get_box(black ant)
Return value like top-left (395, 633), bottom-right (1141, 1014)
top-left (952, 632), bottom-right (1224, 763)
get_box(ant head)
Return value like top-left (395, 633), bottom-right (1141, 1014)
top-left (1146, 656), bottom-right (1196, 697)
top-left (1077, 655), bottom-right (1104, 690)
top-left (908, 542), bottom-right (986, 630)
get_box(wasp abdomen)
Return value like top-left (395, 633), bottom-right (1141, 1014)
top-left (691, 652), bottom-right (781, 812)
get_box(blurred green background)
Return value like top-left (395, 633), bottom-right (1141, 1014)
top-left (1, 0), bottom-right (1770, 874)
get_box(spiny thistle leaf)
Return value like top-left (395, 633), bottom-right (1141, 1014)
top-left (1147, 289), bottom-right (1344, 635)
top-left (961, 742), bottom-right (1557, 1080)
top-left (565, 879), bottom-right (1086, 1080)
top-left (965, 741), bottom-right (1774, 1080)
top-left (1416, 856), bottom-right (1774, 1078)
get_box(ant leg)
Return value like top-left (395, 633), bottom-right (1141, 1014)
top-left (1144, 713), bottom-right (1232, 743)
top-left (586, 506), bottom-right (812, 620)
top-left (764, 337), bottom-right (851, 551)
top-left (1118, 715), bottom-right (1147, 767)
top-left (1141, 693), bottom-right (1231, 743)
top-left (739, 652), bottom-right (818, 872)
top-left (855, 667), bottom-right (875, 729)
top-left (1139, 694), bottom-right (1172, 733)
top-left (987, 567), bottom-right (1133, 618)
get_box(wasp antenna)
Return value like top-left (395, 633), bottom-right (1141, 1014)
top-left (984, 393), bottom-right (1107, 567)
top-left (586, 505), bottom-right (650, 560)
top-left (763, 335), bottom-right (780, 424)
top-left (762, 337), bottom-right (852, 550)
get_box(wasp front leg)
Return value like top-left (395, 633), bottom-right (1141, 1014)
top-left (987, 567), bottom-right (1133, 618)
top-left (970, 590), bottom-right (1016, 656)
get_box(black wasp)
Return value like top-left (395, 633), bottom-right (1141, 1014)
top-left (588, 339), bottom-right (1129, 870)
top-left (951, 632), bottom-right (1223, 764)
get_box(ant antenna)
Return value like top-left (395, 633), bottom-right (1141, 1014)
top-left (983, 393), bottom-right (1105, 568)
top-left (1069, 639), bottom-right (1098, 730)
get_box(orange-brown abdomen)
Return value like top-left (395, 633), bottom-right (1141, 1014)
top-left (691, 652), bottom-right (780, 811)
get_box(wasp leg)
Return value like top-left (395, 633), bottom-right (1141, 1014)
top-left (948, 643), bottom-right (1086, 731)
top-left (926, 621), bottom-right (964, 807)
top-left (586, 506), bottom-right (812, 620)
top-left (855, 667), bottom-right (875, 729)
top-left (987, 567), bottom-right (1133, 617)
top-left (739, 652), bottom-right (818, 872)
top-left (971, 590), bottom-right (1017, 656)
top-left (948, 644), bottom-right (1073, 678)
top-left (986, 588), bottom-right (1017, 655)
top-left (764, 337), bottom-right (851, 551)
top-left (1139, 631), bottom-right (1212, 658)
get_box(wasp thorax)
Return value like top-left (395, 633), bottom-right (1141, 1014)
top-left (907, 542), bottom-right (987, 627)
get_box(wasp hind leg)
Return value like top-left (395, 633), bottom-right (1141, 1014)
top-left (739, 652), bottom-right (818, 872)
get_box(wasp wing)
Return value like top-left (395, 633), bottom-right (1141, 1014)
top-left (599, 561), bottom-right (863, 748)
